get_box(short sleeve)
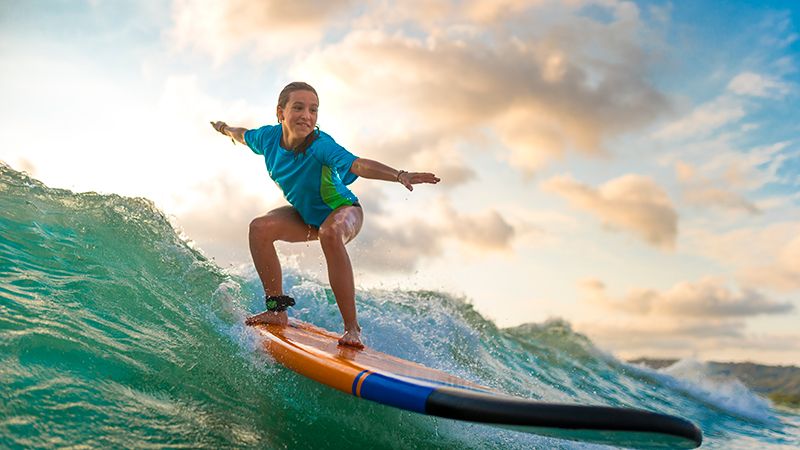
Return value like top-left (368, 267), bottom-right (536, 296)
top-left (244, 125), bottom-right (277, 156)
top-left (316, 135), bottom-right (359, 185)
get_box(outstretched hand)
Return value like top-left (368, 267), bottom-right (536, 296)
top-left (210, 121), bottom-right (228, 134)
top-left (399, 172), bottom-right (441, 191)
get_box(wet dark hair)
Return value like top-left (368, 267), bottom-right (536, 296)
top-left (278, 81), bottom-right (319, 158)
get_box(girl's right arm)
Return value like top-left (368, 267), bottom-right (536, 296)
top-left (210, 121), bottom-right (248, 146)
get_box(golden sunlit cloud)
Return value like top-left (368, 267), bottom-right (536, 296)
top-left (449, 208), bottom-right (516, 252)
top-left (682, 221), bottom-right (800, 293)
top-left (171, 173), bottom-right (280, 264)
top-left (582, 276), bottom-right (793, 318)
top-left (541, 174), bottom-right (678, 249)
top-left (577, 277), bottom-right (798, 363)
top-left (742, 234), bottom-right (800, 292)
top-left (169, 0), bottom-right (357, 63)
top-left (298, 23), bottom-right (668, 175)
top-left (674, 161), bottom-right (760, 214)
top-left (578, 319), bottom-right (800, 364)
top-left (174, 0), bottom-right (671, 176)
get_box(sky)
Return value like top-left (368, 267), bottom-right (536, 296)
top-left (1, 0), bottom-right (799, 365)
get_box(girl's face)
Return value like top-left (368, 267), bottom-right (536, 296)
top-left (278, 90), bottom-right (318, 138)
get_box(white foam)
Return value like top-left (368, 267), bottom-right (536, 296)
top-left (632, 358), bottom-right (775, 422)
top-left (207, 278), bottom-right (278, 374)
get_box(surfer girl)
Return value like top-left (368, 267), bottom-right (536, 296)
top-left (211, 81), bottom-right (440, 349)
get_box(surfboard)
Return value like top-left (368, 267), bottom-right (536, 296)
top-left (251, 320), bottom-right (702, 448)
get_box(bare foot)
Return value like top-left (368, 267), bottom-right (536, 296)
top-left (337, 327), bottom-right (364, 349)
top-left (245, 310), bottom-right (288, 326)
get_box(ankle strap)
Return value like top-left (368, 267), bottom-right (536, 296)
top-left (266, 295), bottom-right (295, 312)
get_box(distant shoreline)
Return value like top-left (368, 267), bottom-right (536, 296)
top-left (629, 358), bottom-right (800, 408)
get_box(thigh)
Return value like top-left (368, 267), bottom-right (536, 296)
top-left (256, 205), bottom-right (319, 243)
top-left (319, 205), bottom-right (364, 245)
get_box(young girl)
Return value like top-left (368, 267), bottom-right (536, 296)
top-left (211, 81), bottom-right (440, 348)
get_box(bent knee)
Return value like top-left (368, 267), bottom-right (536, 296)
top-left (318, 221), bottom-right (347, 246)
top-left (250, 216), bottom-right (280, 240)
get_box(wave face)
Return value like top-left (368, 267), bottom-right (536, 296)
top-left (2, 164), bottom-right (799, 449)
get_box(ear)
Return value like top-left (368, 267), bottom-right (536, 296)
top-left (276, 106), bottom-right (284, 123)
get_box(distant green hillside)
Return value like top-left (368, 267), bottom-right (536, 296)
top-left (629, 359), bottom-right (800, 408)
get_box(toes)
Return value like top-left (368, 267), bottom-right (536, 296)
top-left (338, 338), bottom-right (364, 349)
top-left (245, 313), bottom-right (266, 325)
top-left (245, 311), bottom-right (288, 327)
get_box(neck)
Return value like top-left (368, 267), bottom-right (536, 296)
top-left (281, 126), bottom-right (305, 150)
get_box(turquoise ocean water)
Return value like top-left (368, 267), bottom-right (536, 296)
top-left (1, 163), bottom-right (799, 449)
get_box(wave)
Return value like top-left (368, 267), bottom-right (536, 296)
top-left (2, 163), bottom-right (798, 449)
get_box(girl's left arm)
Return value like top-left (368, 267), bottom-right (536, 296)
top-left (350, 158), bottom-right (440, 191)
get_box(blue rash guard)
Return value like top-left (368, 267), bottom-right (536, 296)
top-left (244, 124), bottom-right (360, 227)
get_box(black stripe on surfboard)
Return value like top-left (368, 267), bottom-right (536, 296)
top-left (425, 387), bottom-right (702, 446)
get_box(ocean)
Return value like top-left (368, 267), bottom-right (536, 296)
top-left (2, 163), bottom-right (799, 449)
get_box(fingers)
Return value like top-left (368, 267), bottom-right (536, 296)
top-left (210, 121), bottom-right (227, 133)
top-left (409, 172), bottom-right (441, 185)
top-left (397, 171), bottom-right (439, 191)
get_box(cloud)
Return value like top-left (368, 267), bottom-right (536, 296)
top-left (583, 276), bottom-right (793, 318)
top-left (683, 221), bottom-right (800, 293)
top-left (541, 174), bottom-right (678, 249)
top-left (285, 0), bottom-right (670, 175)
top-left (655, 69), bottom-right (794, 143)
top-left (702, 141), bottom-right (794, 191)
top-left (743, 234), bottom-right (800, 292)
top-left (577, 319), bottom-right (800, 363)
top-left (683, 187), bottom-right (760, 214)
top-left (578, 276), bottom-right (798, 363)
top-left (654, 96), bottom-right (745, 142)
top-left (449, 208), bottom-right (516, 252)
top-left (369, 133), bottom-right (478, 189)
top-left (177, 177), bottom-right (520, 273)
top-left (664, 137), bottom-right (797, 215)
top-left (727, 72), bottom-right (792, 99)
top-left (171, 1), bottom-right (673, 176)
top-left (349, 193), bottom-right (518, 270)
top-left (580, 319), bottom-right (746, 343)
top-left (350, 218), bottom-right (445, 273)
top-left (462, 0), bottom-right (560, 23)
top-left (343, 184), bottom-right (448, 273)
top-left (169, 0), bottom-right (357, 63)
top-left (674, 161), bottom-right (760, 214)
top-left (171, 174), bottom-right (281, 265)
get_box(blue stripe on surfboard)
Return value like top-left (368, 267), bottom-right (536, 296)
top-left (358, 372), bottom-right (436, 413)
top-left (388, 373), bottom-right (495, 394)
top-left (352, 370), bottom-right (370, 396)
